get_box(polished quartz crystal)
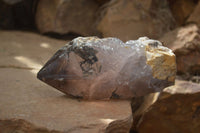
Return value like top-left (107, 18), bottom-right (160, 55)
top-left (37, 37), bottom-right (176, 100)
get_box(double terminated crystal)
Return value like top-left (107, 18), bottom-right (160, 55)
top-left (37, 37), bottom-right (176, 100)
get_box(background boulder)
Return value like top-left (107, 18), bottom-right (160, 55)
top-left (187, 1), bottom-right (200, 26)
top-left (97, 0), bottom-right (176, 41)
top-left (160, 24), bottom-right (200, 76)
top-left (167, 0), bottom-right (198, 25)
top-left (35, 0), bottom-right (100, 36)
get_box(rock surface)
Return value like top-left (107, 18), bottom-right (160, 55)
top-left (0, 119), bottom-right (61, 133)
top-left (138, 80), bottom-right (200, 133)
top-left (95, 0), bottom-right (110, 5)
top-left (97, 0), bottom-right (176, 41)
top-left (104, 92), bottom-right (160, 133)
top-left (187, 1), bottom-right (200, 26)
top-left (37, 37), bottom-right (176, 100)
top-left (0, 31), bottom-right (131, 132)
top-left (167, 0), bottom-right (198, 25)
top-left (160, 24), bottom-right (200, 75)
top-left (102, 116), bottom-right (133, 133)
top-left (103, 80), bottom-right (200, 133)
top-left (35, 0), bottom-right (99, 36)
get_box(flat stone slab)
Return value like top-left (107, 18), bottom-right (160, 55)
top-left (0, 31), bottom-right (131, 132)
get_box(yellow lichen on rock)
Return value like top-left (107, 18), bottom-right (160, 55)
top-left (145, 43), bottom-right (176, 82)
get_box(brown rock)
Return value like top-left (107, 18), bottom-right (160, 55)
top-left (138, 80), bottom-right (200, 133)
top-left (160, 24), bottom-right (200, 75)
top-left (102, 116), bottom-right (133, 133)
top-left (187, 1), bottom-right (200, 26)
top-left (103, 92), bottom-right (160, 133)
top-left (164, 79), bottom-right (200, 94)
top-left (104, 80), bottom-right (200, 133)
top-left (97, 0), bottom-right (176, 41)
top-left (0, 119), bottom-right (61, 133)
top-left (35, 0), bottom-right (99, 36)
top-left (95, 0), bottom-right (110, 5)
top-left (168, 0), bottom-right (198, 25)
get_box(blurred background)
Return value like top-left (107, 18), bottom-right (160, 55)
top-left (1, 0), bottom-right (200, 81)
top-left (0, 0), bottom-right (198, 40)
top-left (0, 0), bottom-right (200, 133)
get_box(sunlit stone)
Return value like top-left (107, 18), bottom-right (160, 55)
top-left (37, 37), bottom-right (176, 100)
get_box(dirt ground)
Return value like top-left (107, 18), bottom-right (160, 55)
top-left (0, 31), bottom-right (131, 132)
